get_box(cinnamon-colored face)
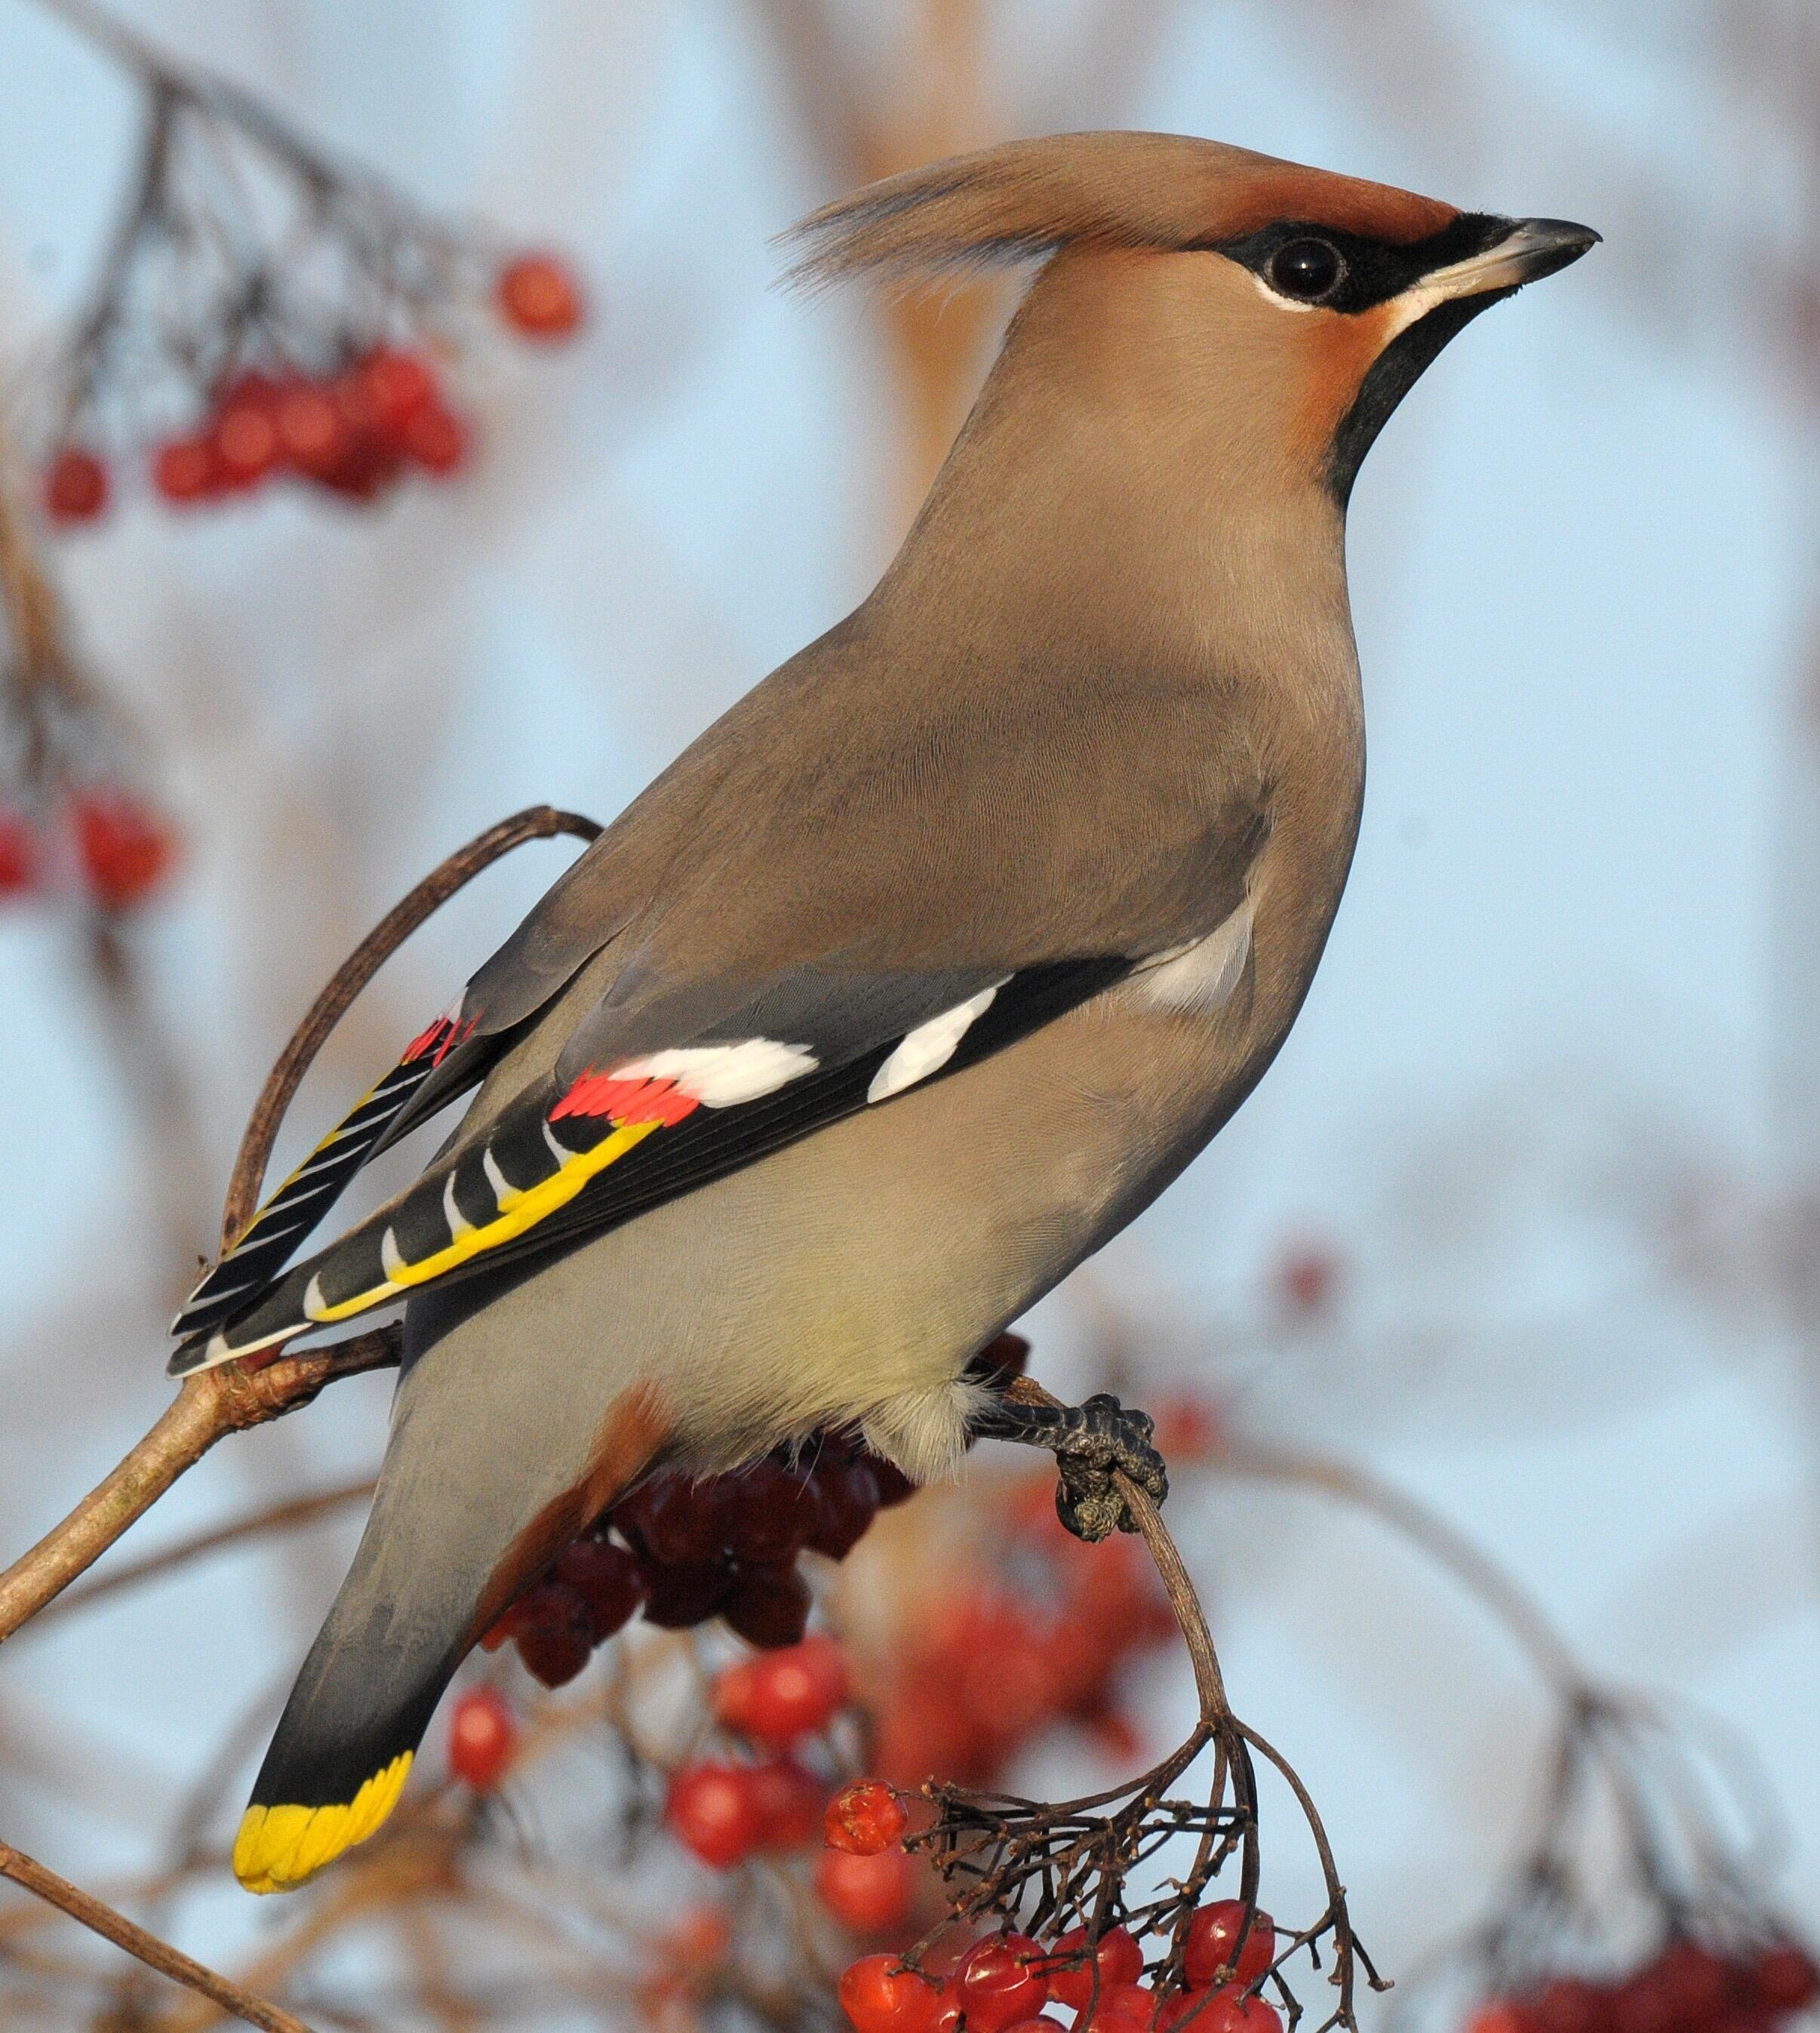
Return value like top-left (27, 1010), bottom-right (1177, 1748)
top-left (1185, 194), bottom-right (1600, 498)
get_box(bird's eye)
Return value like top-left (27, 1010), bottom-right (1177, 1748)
top-left (1267, 238), bottom-right (1344, 302)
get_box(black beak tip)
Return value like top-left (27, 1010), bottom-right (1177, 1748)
top-left (1517, 217), bottom-right (1601, 281)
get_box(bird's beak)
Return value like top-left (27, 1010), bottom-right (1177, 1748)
top-left (1418, 217), bottom-right (1601, 303)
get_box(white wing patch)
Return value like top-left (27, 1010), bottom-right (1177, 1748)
top-left (616, 1040), bottom-right (818, 1108)
top-left (1136, 903), bottom-right (1253, 1013)
top-left (867, 985), bottom-right (1003, 1104)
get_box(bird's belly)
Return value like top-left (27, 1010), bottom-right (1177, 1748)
top-left (402, 986), bottom-right (1263, 1489)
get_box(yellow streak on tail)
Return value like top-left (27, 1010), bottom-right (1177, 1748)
top-left (232, 1751), bottom-right (413, 1894)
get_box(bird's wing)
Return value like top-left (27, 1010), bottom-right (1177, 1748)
top-left (172, 733), bottom-right (747, 1347)
top-left (168, 953), bottom-right (1130, 1373)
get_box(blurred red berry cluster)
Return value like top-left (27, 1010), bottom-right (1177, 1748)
top-left (869, 1480), bottom-right (1178, 1792)
top-left (838, 1899), bottom-right (1284, 2032)
top-left (1466, 1936), bottom-right (1818, 2033)
top-left (0, 786), bottom-right (177, 912)
top-left (30, 38), bottom-right (583, 530)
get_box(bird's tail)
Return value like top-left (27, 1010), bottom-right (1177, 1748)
top-left (235, 1344), bottom-right (668, 1893)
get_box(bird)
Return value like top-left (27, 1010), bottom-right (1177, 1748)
top-left (168, 131), bottom-right (1597, 1893)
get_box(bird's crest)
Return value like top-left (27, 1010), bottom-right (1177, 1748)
top-left (778, 131), bottom-right (1456, 293)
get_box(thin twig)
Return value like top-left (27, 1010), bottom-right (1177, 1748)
top-left (0, 1837), bottom-right (312, 2033)
top-left (27, 1477), bottom-right (374, 1630)
top-left (222, 804), bottom-right (601, 1242)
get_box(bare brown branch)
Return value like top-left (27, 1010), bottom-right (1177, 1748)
top-left (0, 1836), bottom-right (312, 2033)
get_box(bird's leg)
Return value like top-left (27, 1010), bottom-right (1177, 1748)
top-left (970, 1383), bottom-right (1169, 1543)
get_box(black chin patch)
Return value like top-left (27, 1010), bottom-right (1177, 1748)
top-left (1327, 288), bottom-right (1513, 506)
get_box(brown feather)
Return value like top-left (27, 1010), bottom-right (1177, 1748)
top-left (779, 131), bottom-right (1456, 291)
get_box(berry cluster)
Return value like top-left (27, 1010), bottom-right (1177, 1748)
top-left (838, 1899), bottom-right (1287, 2033)
top-left (666, 1637), bottom-right (928, 1936)
top-left (478, 1429), bottom-right (913, 1685)
top-left (29, 29), bottom-right (583, 529)
top-left (0, 786), bottom-right (177, 912)
top-left (1466, 1937), bottom-right (1818, 2033)
top-left (872, 1481), bottom-right (1177, 1791)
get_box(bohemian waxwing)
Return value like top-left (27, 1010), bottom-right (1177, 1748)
top-left (168, 131), bottom-right (1597, 1892)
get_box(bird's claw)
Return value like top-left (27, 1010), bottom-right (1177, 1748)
top-left (1049, 1392), bottom-right (1169, 1543)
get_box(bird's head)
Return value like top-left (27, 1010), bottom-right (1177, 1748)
top-left (783, 132), bottom-right (1597, 511)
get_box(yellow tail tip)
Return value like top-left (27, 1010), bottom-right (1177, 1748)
top-left (232, 1751), bottom-right (413, 1893)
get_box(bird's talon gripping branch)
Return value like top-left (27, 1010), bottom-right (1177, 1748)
top-left (974, 1388), bottom-right (1169, 1542)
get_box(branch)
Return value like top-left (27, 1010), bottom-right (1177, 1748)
top-left (26, 1477), bottom-right (374, 1632)
top-left (0, 1837), bottom-right (312, 2033)
top-left (0, 803), bottom-right (601, 1644)
top-left (0, 1330), bottom-right (398, 1645)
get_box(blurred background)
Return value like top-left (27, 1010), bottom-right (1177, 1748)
top-left (0, 2), bottom-right (1813, 2028)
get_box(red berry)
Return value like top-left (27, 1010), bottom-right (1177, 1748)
top-left (748, 1758), bottom-right (823, 1850)
top-left (869, 1457), bottom-right (918, 1508)
top-left (1649, 1941), bottom-right (1735, 2024)
top-left (809, 1461), bottom-right (882, 1559)
top-left (214, 385), bottom-right (282, 485)
top-left (1183, 1904), bottom-right (1276, 1991)
top-left (1277, 1244), bottom-right (1340, 1315)
top-left (815, 1846), bottom-right (917, 1933)
top-left (1751, 1941), bottom-right (1818, 2011)
top-left (1046, 1926), bottom-right (1145, 2012)
top-left (956, 1933), bottom-right (1050, 2031)
top-left (0, 812), bottom-right (38, 897)
top-left (1078, 1982), bottom-right (1155, 2031)
top-left (152, 435), bottom-right (220, 504)
top-left (716, 1633), bottom-right (850, 1746)
top-left (825, 1780), bottom-right (908, 1856)
top-left (619, 1475), bottom-right (732, 1566)
top-left (359, 347), bottom-right (439, 437)
top-left (43, 446), bottom-right (109, 523)
top-left (515, 1616), bottom-right (591, 1688)
top-left (838, 1955), bottom-right (942, 2033)
top-left (400, 401), bottom-right (469, 476)
top-left (724, 1461), bottom-right (824, 1564)
top-left (497, 252), bottom-right (586, 340)
top-left (1467, 2004), bottom-right (1539, 2033)
top-left (553, 1537), bottom-right (644, 1641)
top-left (73, 789), bottom-right (176, 909)
top-left (447, 1687), bottom-right (517, 1788)
top-left (721, 1561), bottom-right (812, 1649)
top-left (275, 381), bottom-right (348, 475)
top-left (639, 1556), bottom-right (733, 1629)
top-left (666, 1761), bottom-right (765, 1868)
top-left (1530, 1977), bottom-right (1606, 2033)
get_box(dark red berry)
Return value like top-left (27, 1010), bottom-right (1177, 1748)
top-left (868, 1458), bottom-right (918, 1508)
top-left (638, 1557), bottom-right (733, 1629)
top-left (1751, 1941), bottom-right (1818, 2012)
top-left (809, 1462), bottom-right (881, 1559)
top-left (724, 1461), bottom-right (823, 1564)
top-left (553, 1537), bottom-right (644, 1641)
top-left (721, 1561), bottom-right (812, 1649)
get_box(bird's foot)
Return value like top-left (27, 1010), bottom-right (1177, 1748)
top-left (972, 1388), bottom-right (1168, 1543)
